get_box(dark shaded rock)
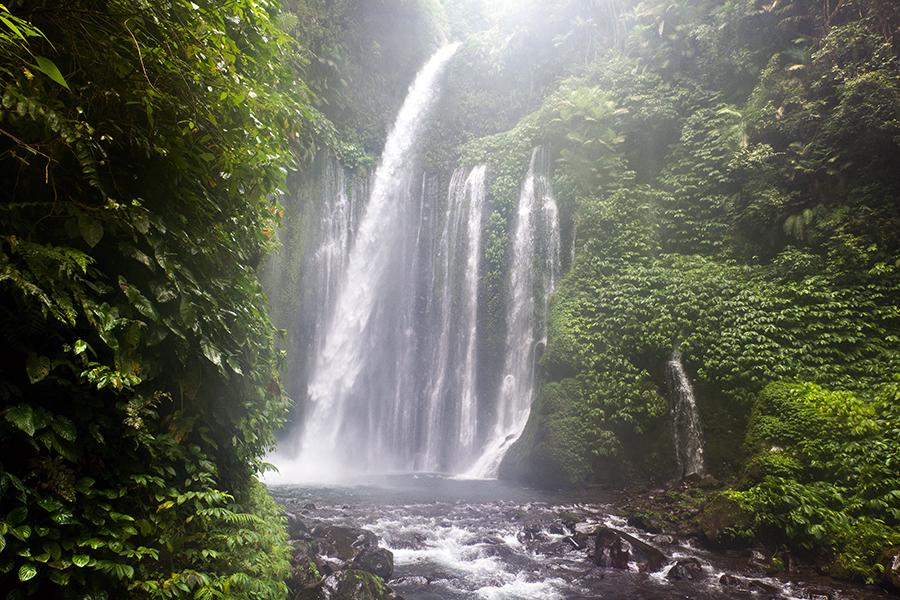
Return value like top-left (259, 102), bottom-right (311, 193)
top-left (748, 579), bottom-right (780, 595)
top-left (548, 522), bottom-right (566, 535)
top-left (698, 475), bottom-right (719, 489)
top-left (592, 526), bottom-right (667, 572)
top-left (477, 536), bottom-right (515, 559)
top-left (385, 531), bottom-right (427, 550)
top-left (719, 573), bottom-right (741, 586)
top-left (627, 513), bottom-right (662, 534)
top-left (355, 547), bottom-right (393, 580)
top-left (321, 569), bottom-right (401, 600)
top-left (745, 550), bottom-right (779, 576)
top-left (652, 534), bottom-right (678, 547)
top-left (288, 540), bottom-right (326, 596)
top-left (700, 493), bottom-right (752, 548)
top-left (316, 525), bottom-right (394, 580)
top-left (522, 522), bottom-right (543, 537)
top-left (318, 526), bottom-right (379, 563)
top-left (879, 547), bottom-right (900, 591)
top-left (683, 472), bottom-right (705, 486)
top-left (564, 533), bottom-right (588, 550)
top-left (288, 512), bottom-right (313, 540)
top-left (804, 588), bottom-right (832, 600)
top-left (666, 557), bottom-right (706, 582)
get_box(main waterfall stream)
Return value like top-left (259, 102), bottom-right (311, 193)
top-left (268, 44), bottom-right (561, 481)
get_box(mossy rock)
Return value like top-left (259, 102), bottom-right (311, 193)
top-left (323, 569), bottom-right (398, 600)
top-left (700, 493), bottom-right (752, 548)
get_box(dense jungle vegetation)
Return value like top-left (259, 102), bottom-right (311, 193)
top-left (2, 0), bottom-right (900, 597)
top-left (447, 0), bottom-right (900, 586)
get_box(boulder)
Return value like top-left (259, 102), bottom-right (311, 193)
top-left (700, 493), bottom-right (751, 548)
top-left (321, 569), bottom-right (401, 600)
top-left (317, 526), bottom-right (380, 562)
top-left (288, 539), bottom-right (326, 592)
top-left (287, 512), bottom-right (314, 540)
top-left (666, 557), bottom-right (706, 582)
top-left (627, 513), bottom-right (662, 534)
top-left (564, 533), bottom-right (588, 550)
top-left (355, 547), bottom-right (393, 580)
top-left (591, 527), bottom-right (667, 572)
top-left (719, 573), bottom-right (741, 586)
top-left (316, 526), bottom-right (393, 579)
top-left (880, 547), bottom-right (900, 591)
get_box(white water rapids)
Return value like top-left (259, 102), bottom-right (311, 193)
top-left (269, 477), bottom-right (882, 600)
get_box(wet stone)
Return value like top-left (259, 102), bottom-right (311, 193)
top-left (666, 557), bottom-right (706, 582)
top-left (719, 573), bottom-right (741, 586)
top-left (592, 526), bottom-right (667, 572)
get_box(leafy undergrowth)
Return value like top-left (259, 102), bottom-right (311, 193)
top-left (729, 380), bottom-right (900, 583)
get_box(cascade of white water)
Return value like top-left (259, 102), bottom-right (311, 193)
top-left (420, 166), bottom-right (487, 471)
top-left (272, 44), bottom-right (460, 480)
top-left (666, 351), bottom-right (706, 476)
top-left (464, 147), bottom-right (561, 478)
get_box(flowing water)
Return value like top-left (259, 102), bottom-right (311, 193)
top-left (666, 351), bottom-right (706, 477)
top-left (270, 477), bottom-right (890, 600)
top-left (465, 147), bottom-right (561, 478)
top-left (268, 45), bottom-right (562, 481)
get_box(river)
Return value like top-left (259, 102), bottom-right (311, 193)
top-left (268, 475), bottom-right (892, 600)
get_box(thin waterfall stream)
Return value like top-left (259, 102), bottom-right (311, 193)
top-left (666, 351), bottom-right (706, 477)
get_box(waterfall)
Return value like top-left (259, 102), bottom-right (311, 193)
top-left (422, 166), bottom-right (487, 470)
top-left (666, 351), bottom-right (706, 477)
top-left (266, 48), bottom-right (561, 482)
top-left (270, 44), bottom-right (461, 480)
top-left (464, 147), bottom-right (561, 478)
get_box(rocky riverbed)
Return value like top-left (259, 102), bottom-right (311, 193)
top-left (270, 474), bottom-right (897, 600)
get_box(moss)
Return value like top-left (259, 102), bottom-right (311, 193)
top-left (331, 569), bottom-right (390, 600)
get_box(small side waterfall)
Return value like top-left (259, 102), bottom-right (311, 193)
top-left (666, 351), bottom-right (706, 477)
top-left (465, 147), bottom-right (561, 478)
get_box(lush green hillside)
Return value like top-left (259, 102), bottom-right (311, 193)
top-left (442, 0), bottom-right (900, 583)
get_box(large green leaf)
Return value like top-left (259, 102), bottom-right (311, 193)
top-left (77, 215), bottom-right (104, 248)
top-left (33, 56), bottom-right (70, 90)
top-left (4, 404), bottom-right (35, 436)
top-left (25, 353), bottom-right (51, 384)
top-left (18, 562), bottom-right (37, 582)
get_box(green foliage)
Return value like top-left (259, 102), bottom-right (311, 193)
top-left (0, 0), bottom-right (298, 597)
top-left (733, 380), bottom-right (900, 582)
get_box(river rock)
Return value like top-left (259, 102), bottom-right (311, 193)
top-left (700, 493), bottom-right (751, 548)
top-left (666, 557), bottom-right (706, 581)
top-left (879, 547), bottom-right (900, 591)
top-left (321, 569), bottom-right (402, 600)
top-left (316, 525), bottom-right (394, 579)
top-left (289, 539), bottom-right (326, 592)
top-left (287, 512), bottom-right (314, 540)
top-left (627, 513), bottom-right (663, 534)
top-left (355, 547), bottom-right (393, 580)
top-left (591, 526), bottom-right (667, 572)
top-left (564, 532), bottom-right (588, 550)
top-left (744, 549), bottom-right (779, 576)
